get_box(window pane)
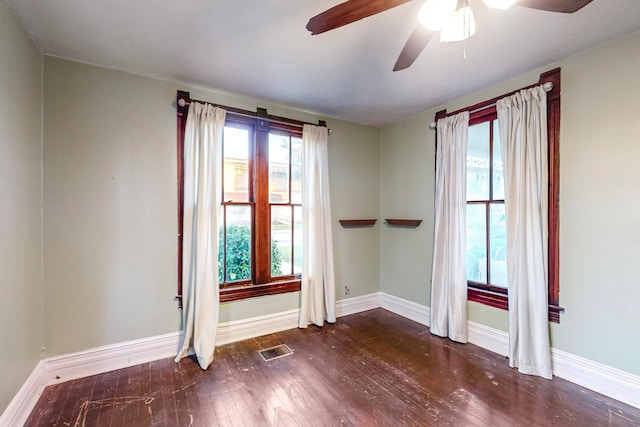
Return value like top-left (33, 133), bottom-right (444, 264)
top-left (492, 120), bottom-right (505, 200)
top-left (293, 206), bottom-right (303, 275)
top-left (291, 137), bottom-right (302, 204)
top-left (466, 203), bottom-right (487, 283)
top-left (223, 205), bottom-right (252, 282)
top-left (467, 122), bottom-right (490, 201)
top-left (223, 126), bottom-right (250, 203)
top-left (269, 134), bottom-right (290, 203)
top-left (271, 205), bottom-right (291, 277)
top-left (489, 203), bottom-right (508, 288)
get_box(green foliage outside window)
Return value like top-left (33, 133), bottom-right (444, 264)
top-left (218, 224), bottom-right (282, 282)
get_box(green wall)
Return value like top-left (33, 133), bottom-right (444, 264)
top-left (0, 0), bottom-right (43, 413)
top-left (379, 31), bottom-right (640, 376)
top-left (379, 111), bottom-right (434, 306)
top-left (42, 57), bottom-right (381, 357)
top-left (43, 58), bottom-right (179, 356)
top-left (551, 31), bottom-right (640, 374)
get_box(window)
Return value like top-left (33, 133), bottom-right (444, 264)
top-left (218, 118), bottom-right (303, 296)
top-left (435, 68), bottom-right (563, 322)
top-left (176, 95), bottom-right (324, 305)
top-left (466, 118), bottom-right (508, 293)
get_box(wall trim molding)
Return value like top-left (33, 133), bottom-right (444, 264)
top-left (45, 331), bottom-right (182, 386)
top-left (3, 291), bottom-right (639, 425)
top-left (467, 321), bottom-right (509, 357)
top-left (217, 308), bottom-right (299, 346)
top-left (336, 292), bottom-right (380, 317)
top-left (377, 293), bottom-right (640, 410)
top-left (379, 292), bottom-right (430, 326)
top-left (0, 360), bottom-right (46, 427)
top-left (0, 294), bottom-right (377, 424)
top-left (465, 321), bottom-right (640, 409)
top-left (551, 347), bottom-right (640, 409)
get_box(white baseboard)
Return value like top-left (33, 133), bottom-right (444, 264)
top-left (216, 309), bottom-right (299, 346)
top-left (0, 361), bottom-right (46, 427)
top-left (44, 308), bottom-right (302, 386)
top-left (40, 296), bottom-right (378, 387)
top-left (467, 321), bottom-right (509, 357)
top-left (0, 293), bottom-right (379, 424)
top-left (379, 292), bottom-right (430, 326)
top-left (465, 319), bottom-right (640, 410)
top-left (336, 293), bottom-right (380, 317)
top-left (5, 291), bottom-right (639, 424)
top-left (551, 348), bottom-right (640, 410)
top-left (45, 331), bottom-right (182, 386)
top-left (377, 293), bottom-right (640, 410)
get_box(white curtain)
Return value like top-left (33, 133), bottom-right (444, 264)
top-left (497, 86), bottom-right (552, 379)
top-left (430, 111), bottom-right (469, 343)
top-left (299, 124), bottom-right (336, 328)
top-left (175, 102), bottom-right (226, 369)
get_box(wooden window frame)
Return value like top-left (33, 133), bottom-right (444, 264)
top-left (434, 68), bottom-right (564, 323)
top-left (176, 91), bottom-right (325, 306)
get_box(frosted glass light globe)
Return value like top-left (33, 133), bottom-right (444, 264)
top-left (483, 0), bottom-right (518, 10)
top-left (440, 5), bottom-right (476, 42)
top-left (418, 0), bottom-right (457, 31)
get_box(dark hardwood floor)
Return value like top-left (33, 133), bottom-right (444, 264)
top-left (26, 309), bottom-right (640, 426)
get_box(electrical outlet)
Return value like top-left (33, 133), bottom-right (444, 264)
top-left (344, 285), bottom-right (350, 295)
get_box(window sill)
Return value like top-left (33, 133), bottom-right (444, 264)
top-left (468, 287), bottom-right (563, 323)
top-left (220, 279), bottom-right (301, 303)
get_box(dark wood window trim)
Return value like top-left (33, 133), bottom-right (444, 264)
top-left (435, 68), bottom-right (563, 323)
top-left (176, 90), bottom-right (326, 306)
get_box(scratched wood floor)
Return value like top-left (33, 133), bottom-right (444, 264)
top-left (26, 308), bottom-right (640, 426)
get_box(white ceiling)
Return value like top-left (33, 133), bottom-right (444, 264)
top-left (7, 0), bottom-right (640, 125)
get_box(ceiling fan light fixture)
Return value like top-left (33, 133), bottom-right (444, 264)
top-left (440, 4), bottom-right (476, 42)
top-left (483, 0), bottom-right (518, 10)
top-left (417, 0), bottom-right (457, 31)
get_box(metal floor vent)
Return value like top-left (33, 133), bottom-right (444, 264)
top-left (259, 344), bottom-right (293, 362)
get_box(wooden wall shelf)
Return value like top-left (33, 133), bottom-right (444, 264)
top-left (339, 219), bottom-right (377, 227)
top-left (385, 219), bottom-right (423, 228)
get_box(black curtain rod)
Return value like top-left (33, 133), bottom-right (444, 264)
top-left (176, 90), bottom-right (328, 130)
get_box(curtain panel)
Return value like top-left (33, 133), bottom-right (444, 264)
top-left (299, 124), bottom-right (336, 327)
top-left (497, 86), bottom-right (552, 379)
top-left (175, 102), bottom-right (226, 370)
top-left (430, 111), bottom-right (469, 343)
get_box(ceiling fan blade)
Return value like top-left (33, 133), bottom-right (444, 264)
top-left (307, 0), bottom-right (413, 35)
top-left (517, 0), bottom-right (593, 13)
top-left (393, 24), bottom-right (433, 71)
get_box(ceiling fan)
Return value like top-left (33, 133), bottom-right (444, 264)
top-left (306, 0), bottom-right (593, 71)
